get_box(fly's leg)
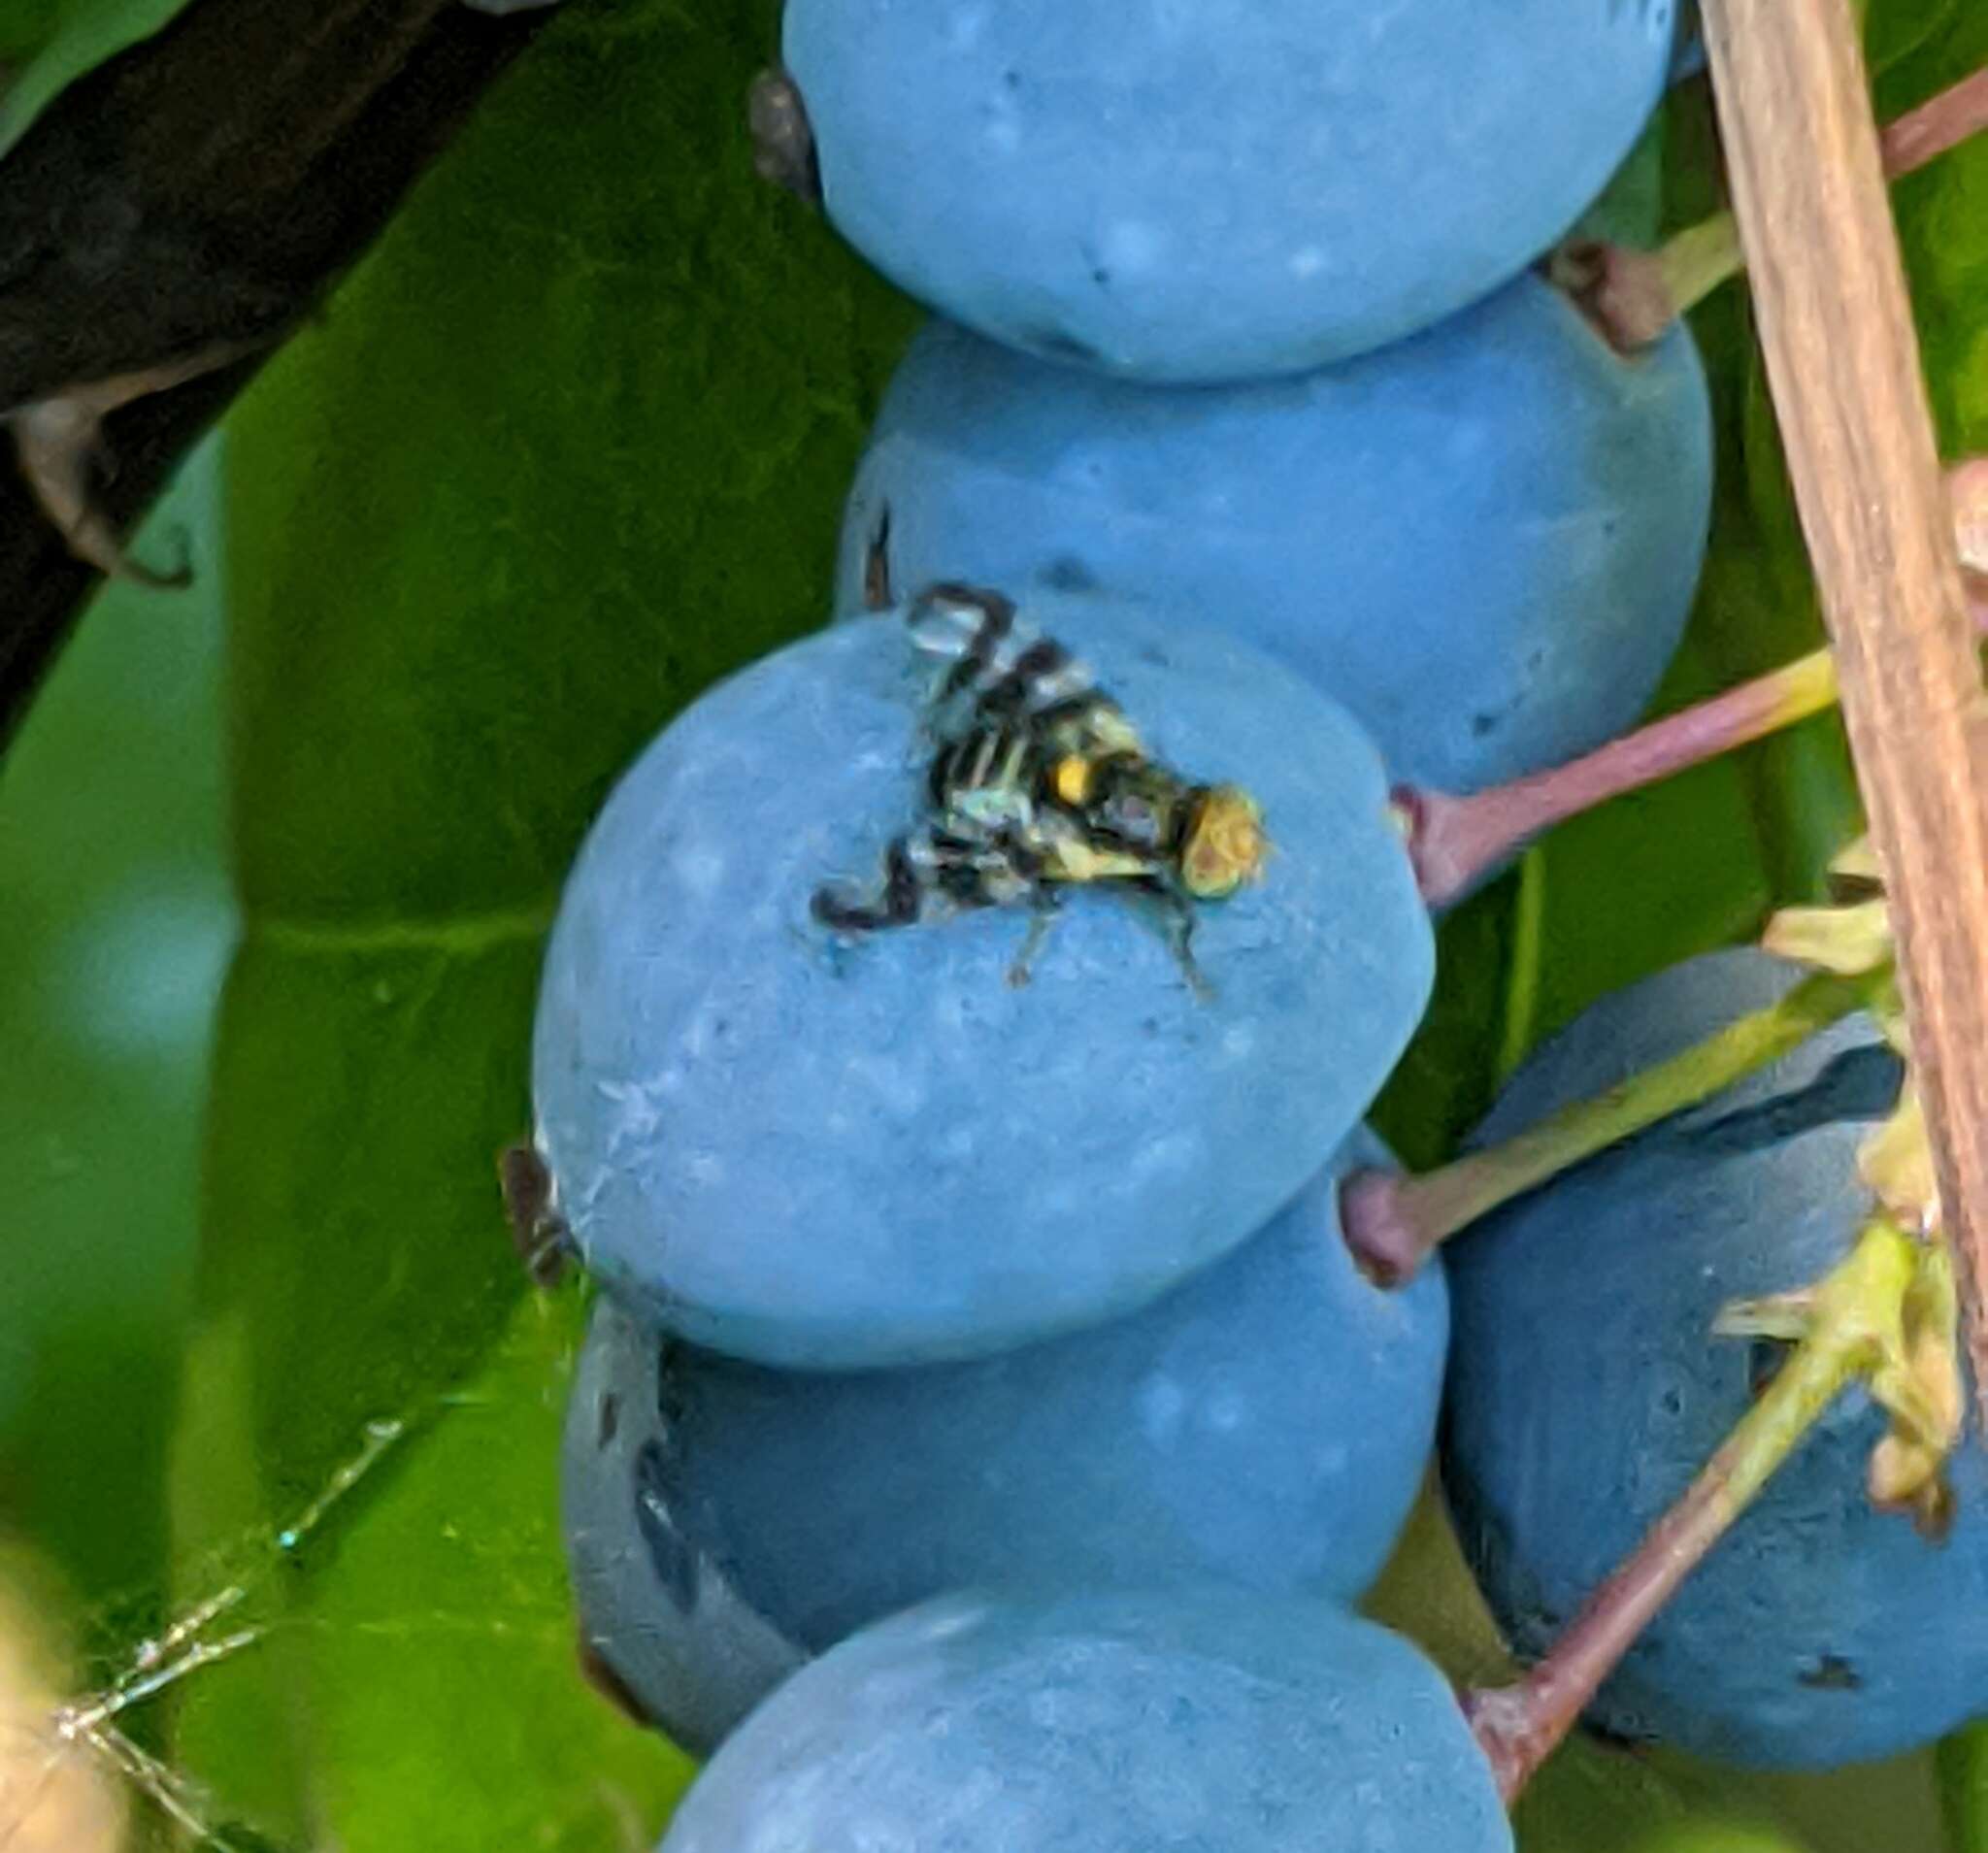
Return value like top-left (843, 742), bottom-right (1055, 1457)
top-left (1170, 914), bottom-right (1212, 1004)
top-left (1006, 891), bottom-right (1062, 988)
top-left (813, 835), bottom-right (930, 932)
top-left (814, 829), bottom-right (1029, 935)
top-left (1143, 883), bottom-right (1212, 1003)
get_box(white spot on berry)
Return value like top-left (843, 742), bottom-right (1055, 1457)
top-left (1139, 1374), bottom-right (1187, 1444)
top-left (673, 844), bottom-right (726, 896)
top-left (1101, 219), bottom-right (1165, 277)
top-left (1202, 1388), bottom-right (1247, 1434)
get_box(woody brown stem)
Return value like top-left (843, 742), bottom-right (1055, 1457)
top-left (1702, 0), bottom-right (1988, 1431)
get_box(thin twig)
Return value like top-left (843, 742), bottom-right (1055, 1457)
top-left (1880, 64), bottom-right (1988, 179)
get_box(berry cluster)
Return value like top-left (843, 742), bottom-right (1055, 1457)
top-left (524, 6), bottom-right (1979, 1847)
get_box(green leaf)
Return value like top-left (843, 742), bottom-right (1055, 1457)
top-left (223, 29), bottom-right (913, 925)
top-left (1867, 0), bottom-right (1964, 80)
top-left (299, 1295), bottom-right (695, 1847)
top-left (1574, 109), bottom-right (1670, 249)
top-left (1372, 875), bottom-right (1522, 1169)
top-left (140, 2), bottom-right (1988, 1848)
top-left (0, 441), bottom-right (227, 1608)
top-left (1524, 621), bottom-right (1777, 1044)
top-left (168, 0), bottom-right (915, 1842)
top-left (1877, 3), bottom-right (1988, 455)
top-left (193, 926), bottom-right (546, 1505)
top-left (0, 0), bottom-right (60, 62)
top-left (171, 1290), bottom-right (692, 1851)
top-left (0, 0), bottom-right (195, 158)
top-left (1621, 1827), bottom-right (1814, 1853)
top-left (1940, 1726), bottom-right (1988, 1850)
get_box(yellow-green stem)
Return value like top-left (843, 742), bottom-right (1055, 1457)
top-left (1658, 63), bottom-right (1988, 321)
top-left (1342, 971), bottom-right (1872, 1282)
top-left (1659, 212), bottom-right (1745, 319)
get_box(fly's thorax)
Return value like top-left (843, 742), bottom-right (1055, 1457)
top-left (1035, 697), bottom-right (1142, 766)
top-left (1092, 756), bottom-right (1188, 855)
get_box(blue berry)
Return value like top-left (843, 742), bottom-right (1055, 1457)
top-left (782, 0), bottom-right (1677, 381)
top-left (563, 1131), bottom-right (1446, 1751)
top-left (1444, 948), bottom-right (1988, 1769)
top-left (533, 596), bottom-right (1432, 1369)
top-left (837, 283), bottom-right (1711, 796)
top-left (656, 1586), bottom-right (1511, 1852)
top-left (563, 1297), bottom-right (806, 1757)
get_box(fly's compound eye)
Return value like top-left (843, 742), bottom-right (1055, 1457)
top-left (1104, 793), bottom-right (1161, 847)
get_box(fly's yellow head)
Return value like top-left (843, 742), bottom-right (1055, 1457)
top-left (1180, 785), bottom-right (1268, 900)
